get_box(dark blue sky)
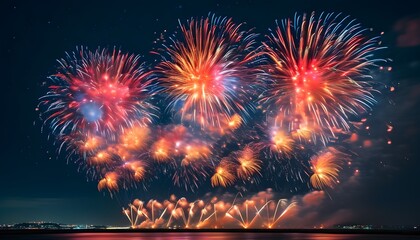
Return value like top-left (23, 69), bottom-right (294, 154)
top-left (1, 0), bottom-right (419, 226)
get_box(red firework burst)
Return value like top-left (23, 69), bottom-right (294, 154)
top-left (261, 12), bottom-right (383, 144)
top-left (40, 47), bottom-right (156, 138)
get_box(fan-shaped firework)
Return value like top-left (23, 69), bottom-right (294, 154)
top-left (156, 14), bottom-right (260, 128)
top-left (261, 12), bottom-right (382, 144)
top-left (269, 129), bottom-right (296, 158)
top-left (39, 47), bottom-right (157, 139)
top-left (234, 145), bottom-right (262, 181)
top-left (310, 147), bottom-right (347, 190)
top-left (123, 193), bottom-right (296, 229)
top-left (211, 158), bottom-right (237, 187)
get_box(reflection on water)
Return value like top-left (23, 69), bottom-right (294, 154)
top-left (2, 233), bottom-right (419, 240)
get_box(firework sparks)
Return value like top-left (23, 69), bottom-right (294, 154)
top-left (151, 138), bottom-right (172, 162)
top-left (310, 147), bottom-right (346, 190)
top-left (82, 134), bottom-right (103, 151)
top-left (39, 47), bottom-right (156, 138)
top-left (235, 146), bottom-right (262, 181)
top-left (98, 172), bottom-right (119, 192)
top-left (172, 155), bottom-right (211, 191)
top-left (270, 129), bottom-right (295, 157)
top-left (124, 161), bottom-right (147, 182)
top-left (261, 12), bottom-right (383, 144)
top-left (211, 158), bottom-right (237, 187)
top-left (89, 150), bottom-right (114, 165)
top-left (120, 125), bottom-right (151, 151)
top-left (123, 194), bottom-right (296, 229)
top-left (156, 14), bottom-right (259, 128)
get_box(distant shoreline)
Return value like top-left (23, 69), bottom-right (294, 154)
top-left (1, 229), bottom-right (419, 235)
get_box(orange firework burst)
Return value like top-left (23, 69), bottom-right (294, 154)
top-left (261, 12), bottom-right (382, 144)
top-left (151, 139), bottom-right (171, 162)
top-left (211, 158), bottom-right (236, 187)
top-left (291, 126), bottom-right (312, 142)
top-left (235, 146), bottom-right (262, 180)
top-left (203, 113), bottom-right (243, 135)
top-left (98, 172), bottom-right (119, 191)
top-left (124, 161), bottom-right (146, 182)
top-left (108, 144), bottom-right (132, 161)
top-left (172, 143), bottom-right (212, 190)
top-left (173, 158), bottom-right (211, 191)
top-left (82, 134), bottom-right (103, 151)
top-left (182, 144), bottom-right (210, 165)
top-left (120, 125), bottom-right (150, 150)
top-left (89, 150), bottom-right (113, 165)
top-left (310, 147), bottom-right (345, 189)
top-left (270, 130), bottom-right (295, 157)
top-left (157, 14), bottom-right (259, 127)
top-left (227, 114), bottom-right (242, 130)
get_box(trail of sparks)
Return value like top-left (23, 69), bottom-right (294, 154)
top-left (123, 195), bottom-right (296, 229)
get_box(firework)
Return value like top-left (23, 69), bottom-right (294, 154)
top-left (58, 132), bottom-right (103, 160)
top-left (147, 125), bottom-right (213, 190)
top-left (120, 125), bottom-right (151, 151)
top-left (226, 113), bottom-right (242, 131)
top-left (172, 153), bottom-right (212, 191)
top-left (156, 14), bottom-right (259, 128)
top-left (98, 172), bottom-right (119, 192)
top-left (211, 158), bottom-right (236, 187)
top-left (270, 129), bottom-right (295, 158)
top-left (123, 161), bottom-right (147, 182)
top-left (234, 145), bottom-right (262, 181)
top-left (81, 134), bottom-right (103, 152)
top-left (310, 147), bottom-right (346, 189)
top-left (151, 138), bottom-right (172, 162)
top-left (123, 194), bottom-right (296, 229)
top-left (89, 150), bottom-right (114, 165)
top-left (261, 12), bottom-right (382, 144)
top-left (39, 47), bottom-right (156, 139)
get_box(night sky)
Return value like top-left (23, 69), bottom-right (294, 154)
top-left (1, 0), bottom-right (420, 226)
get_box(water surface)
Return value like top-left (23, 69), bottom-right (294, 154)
top-left (2, 232), bottom-right (419, 240)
